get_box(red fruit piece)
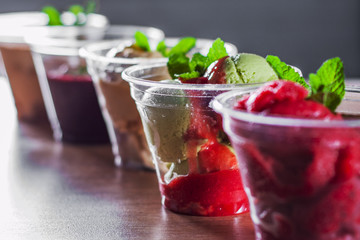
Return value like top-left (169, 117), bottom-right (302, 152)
top-left (203, 56), bottom-right (229, 84)
top-left (267, 99), bottom-right (342, 120)
top-left (244, 80), bottom-right (309, 112)
top-left (234, 94), bottom-right (250, 110)
top-left (334, 132), bottom-right (360, 182)
top-left (197, 141), bottom-right (238, 174)
top-left (180, 77), bottom-right (208, 84)
top-left (305, 182), bottom-right (358, 235)
top-left (304, 138), bottom-right (340, 194)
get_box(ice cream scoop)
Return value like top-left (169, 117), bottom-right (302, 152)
top-left (204, 53), bottom-right (279, 84)
top-left (140, 81), bottom-right (190, 165)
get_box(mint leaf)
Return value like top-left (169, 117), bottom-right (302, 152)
top-left (206, 38), bottom-right (228, 68)
top-left (167, 53), bottom-right (190, 79)
top-left (308, 57), bottom-right (345, 112)
top-left (168, 37), bottom-right (196, 56)
top-left (156, 40), bottom-right (168, 57)
top-left (179, 71), bottom-right (200, 80)
top-left (69, 5), bottom-right (84, 15)
top-left (167, 38), bottom-right (228, 80)
top-left (42, 6), bottom-right (62, 25)
top-left (134, 31), bottom-right (151, 52)
top-left (266, 55), bottom-right (309, 90)
top-left (189, 53), bottom-right (207, 73)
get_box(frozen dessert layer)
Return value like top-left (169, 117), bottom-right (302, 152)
top-left (230, 80), bottom-right (360, 239)
top-left (47, 73), bottom-right (110, 144)
top-left (160, 168), bottom-right (248, 216)
top-left (204, 53), bottom-right (279, 84)
top-left (0, 44), bottom-right (47, 122)
top-left (233, 53), bottom-right (279, 83)
top-left (98, 78), bottom-right (153, 169)
top-left (235, 80), bottom-right (341, 120)
top-left (140, 83), bottom-right (190, 164)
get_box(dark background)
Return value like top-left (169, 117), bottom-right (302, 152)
top-left (1, 0), bottom-right (359, 77)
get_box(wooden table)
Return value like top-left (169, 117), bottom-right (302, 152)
top-left (0, 79), bottom-right (255, 239)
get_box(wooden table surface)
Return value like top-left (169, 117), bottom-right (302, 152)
top-left (0, 78), bottom-right (255, 240)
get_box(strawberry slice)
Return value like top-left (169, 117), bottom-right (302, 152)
top-left (197, 141), bottom-right (238, 174)
top-left (239, 80), bottom-right (309, 112)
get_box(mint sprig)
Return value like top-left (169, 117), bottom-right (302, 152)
top-left (69, 5), bottom-right (84, 16)
top-left (167, 38), bottom-right (229, 79)
top-left (156, 40), bottom-right (167, 56)
top-left (308, 57), bottom-right (345, 112)
top-left (156, 37), bottom-right (196, 57)
top-left (267, 55), bottom-right (345, 112)
top-left (206, 38), bottom-right (228, 67)
top-left (134, 31), bottom-right (151, 52)
top-left (167, 37), bottom-right (196, 56)
top-left (42, 6), bottom-right (62, 26)
top-left (266, 55), bottom-right (309, 90)
top-left (42, 1), bottom-right (96, 26)
top-left (167, 53), bottom-right (191, 78)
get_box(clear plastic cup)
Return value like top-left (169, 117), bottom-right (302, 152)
top-left (212, 88), bottom-right (360, 239)
top-left (0, 11), bottom-right (108, 123)
top-left (26, 25), bottom-right (164, 144)
top-left (80, 39), bottom-right (237, 170)
top-left (120, 61), bottom-right (261, 216)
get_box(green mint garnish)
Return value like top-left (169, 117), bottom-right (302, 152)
top-left (266, 55), bottom-right (310, 90)
top-left (69, 5), bottom-right (84, 15)
top-left (156, 37), bottom-right (196, 57)
top-left (179, 71), bottom-right (200, 79)
top-left (308, 57), bottom-right (345, 112)
top-left (189, 53), bottom-right (207, 73)
top-left (167, 38), bottom-right (228, 80)
top-left (69, 4), bottom-right (84, 25)
top-left (206, 38), bottom-right (228, 67)
top-left (156, 40), bottom-right (168, 56)
top-left (267, 55), bottom-right (345, 112)
top-left (42, 6), bottom-right (62, 26)
top-left (42, 1), bottom-right (96, 26)
top-left (168, 37), bottom-right (196, 56)
top-left (167, 53), bottom-right (191, 79)
top-left (134, 31), bottom-right (151, 52)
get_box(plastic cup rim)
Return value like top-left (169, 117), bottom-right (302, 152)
top-left (79, 38), bottom-right (238, 65)
top-left (211, 88), bottom-right (360, 128)
top-left (121, 62), bottom-right (263, 91)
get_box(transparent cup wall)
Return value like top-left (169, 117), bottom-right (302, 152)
top-left (27, 25), bottom-right (164, 144)
top-left (0, 12), bottom-right (109, 123)
top-left (0, 43), bottom-right (47, 122)
top-left (83, 43), bottom-right (159, 168)
top-left (82, 39), bottom-right (237, 170)
top-left (213, 88), bottom-right (360, 239)
top-left (31, 49), bottom-right (109, 144)
top-left (122, 63), bottom-right (257, 216)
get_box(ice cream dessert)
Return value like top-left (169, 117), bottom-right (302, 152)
top-left (0, 13), bottom-right (48, 123)
top-left (122, 38), bottom-right (297, 216)
top-left (45, 60), bottom-right (109, 144)
top-left (214, 57), bottom-right (360, 239)
top-left (0, 2), bottom-right (107, 123)
top-left (0, 43), bottom-right (47, 123)
top-left (85, 35), bottom-right (214, 169)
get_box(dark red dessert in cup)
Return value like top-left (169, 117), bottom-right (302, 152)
top-left (213, 57), bottom-right (360, 239)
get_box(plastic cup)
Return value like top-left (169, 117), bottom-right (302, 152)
top-left (0, 11), bottom-right (108, 123)
top-left (120, 61), bottom-right (261, 216)
top-left (26, 25), bottom-right (164, 144)
top-left (212, 88), bottom-right (360, 239)
top-left (80, 39), bottom-right (237, 170)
